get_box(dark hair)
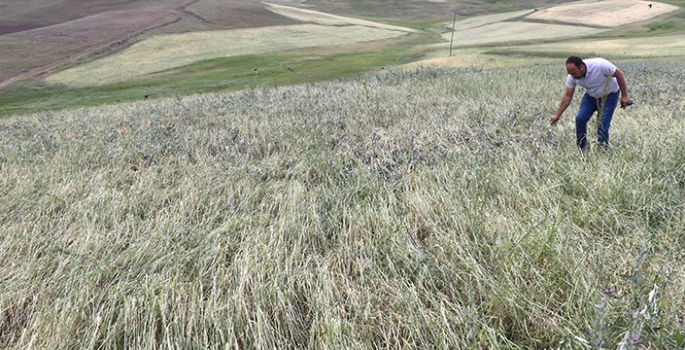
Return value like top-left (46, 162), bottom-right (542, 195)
top-left (566, 56), bottom-right (584, 69)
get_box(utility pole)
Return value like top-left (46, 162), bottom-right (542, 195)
top-left (449, 9), bottom-right (458, 57)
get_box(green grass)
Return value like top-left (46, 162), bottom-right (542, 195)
top-left (643, 8), bottom-right (685, 35)
top-left (1, 61), bottom-right (684, 349)
top-left (0, 44), bottom-right (426, 117)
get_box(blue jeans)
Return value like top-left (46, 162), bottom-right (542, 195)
top-left (575, 92), bottom-right (619, 149)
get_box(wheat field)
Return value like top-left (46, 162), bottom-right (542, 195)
top-left (45, 24), bottom-right (409, 87)
top-left (492, 35), bottom-right (685, 60)
top-left (439, 21), bottom-right (608, 46)
top-left (264, 3), bottom-right (418, 33)
top-left (527, 0), bottom-right (678, 27)
top-left (2, 62), bottom-right (685, 349)
top-left (445, 9), bottom-right (534, 31)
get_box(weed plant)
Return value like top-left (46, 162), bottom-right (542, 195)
top-left (1, 61), bottom-right (684, 349)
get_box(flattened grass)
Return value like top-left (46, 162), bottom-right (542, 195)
top-left (1, 62), bottom-right (684, 349)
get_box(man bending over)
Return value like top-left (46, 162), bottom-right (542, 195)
top-left (550, 56), bottom-right (631, 149)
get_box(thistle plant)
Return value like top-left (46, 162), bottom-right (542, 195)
top-left (561, 247), bottom-right (683, 350)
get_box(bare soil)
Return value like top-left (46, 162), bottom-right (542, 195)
top-left (0, 23), bottom-right (43, 35)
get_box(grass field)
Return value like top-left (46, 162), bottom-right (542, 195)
top-left (0, 0), bottom-right (576, 88)
top-left (2, 61), bottom-right (684, 349)
top-left (527, 0), bottom-right (679, 27)
top-left (264, 3), bottom-right (419, 32)
top-left (444, 9), bottom-right (533, 31)
top-left (3, 1), bottom-right (685, 348)
top-left (44, 24), bottom-right (411, 87)
top-left (486, 35), bottom-right (685, 60)
top-left (3, 0), bottom-right (685, 115)
top-left (0, 36), bottom-right (430, 116)
top-left (404, 48), bottom-right (558, 70)
top-left (439, 22), bottom-right (608, 46)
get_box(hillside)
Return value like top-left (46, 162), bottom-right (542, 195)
top-left (2, 0), bottom-right (685, 117)
top-left (2, 61), bottom-right (685, 349)
top-left (0, 0), bottom-right (297, 87)
top-left (2, 0), bottom-right (685, 348)
top-left (0, 0), bottom-right (590, 89)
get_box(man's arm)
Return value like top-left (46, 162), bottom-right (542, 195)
top-left (550, 87), bottom-right (575, 125)
top-left (613, 68), bottom-right (631, 108)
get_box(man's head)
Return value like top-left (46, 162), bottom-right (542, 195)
top-left (566, 56), bottom-right (586, 79)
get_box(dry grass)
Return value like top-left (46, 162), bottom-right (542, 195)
top-left (439, 21), bottom-right (608, 47)
top-left (404, 48), bottom-right (558, 70)
top-left (445, 9), bottom-right (534, 31)
top-left (45, 24), bottom-right (410, 87)
top-left (493, 35), bottom-right (685, 59)
top-left (264, 3), bottom-right (419, 33)
top-left (527, 0), bottom-right (679, 27)
top-left (2, 62), bottom-right (685, 349)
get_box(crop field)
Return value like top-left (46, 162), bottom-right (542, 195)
top-left (0, 0), bottom-right (178, 27)
top-left (0, 0), bottom-right (298, 86)
top-left (527, 0), bottom-right (679, 27)
top-left (291, 0), bottom-right (575, 20)
top-left (489, 35), bottom-right (685, 60)
top-left (0, 10), bottom-right (179, 86)
top-left (445, 9), bottom-right (534, 31)
top-left (2, 61), bottom-right (685, 349)
top-left (405, 48), bottom-right (558, 70)
top-left (264, 3), bottom-right (418, 32)
top-left (417, 32), bottom-right (685, 71)
top-left (45, 24), bottom-right (412, 87)
top-left (182, 0), bottom-right (299, 30)
top-left (439, 21), bottom-right (608, 46)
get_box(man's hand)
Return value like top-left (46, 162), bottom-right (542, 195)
top-left (550, 114), bottom-right (561, 125)
top-left (552, 87), bottom-right (574, 125)
top-left (620, 95), bottom-right (632, 109)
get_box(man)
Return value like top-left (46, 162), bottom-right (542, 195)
top-left (550, 56), bottom-right (631, 149)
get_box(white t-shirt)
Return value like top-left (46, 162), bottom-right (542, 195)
top-left (566, 58), bottom-right (619, 98)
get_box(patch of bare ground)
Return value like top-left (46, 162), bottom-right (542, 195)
top-left (0, 10), bottom-right (180, 87)
top-left (0, 23), bottom-right (43, 35)
top-left (182, 0), bottom-right (299, 30)
top-left (11, 10), bottom-right (176, 45)
top-left (0, 0), bottom-right (188, 27)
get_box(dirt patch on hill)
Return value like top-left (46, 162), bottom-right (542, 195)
top-left (11, 10), bottom-right (176, 47)
top-left (0, 23), bottom-right (43, 35)
top-left (184, 0), bottom-right (299, 29)
top-left (1, 10), bottom-right (179, 87)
